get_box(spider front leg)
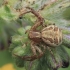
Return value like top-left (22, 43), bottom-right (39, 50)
top-left (26, 7), bottom-right (44, 31)
top-left (13, 41), bottom-right (44, 61)
top-left (30, 41), bottom-right (44, 60)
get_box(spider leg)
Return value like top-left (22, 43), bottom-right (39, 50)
top-left (46, 46), bottom-right (61, 68)
top-left (31, 41), bottom-right (44, 59)
top-left (29, 42), bottom-right (48, 60)
top-left (21, 41), bottom-right (44, 61)
top-left (41, 44), bottom-right (46, 52)
top-left (26, 7), bottom-right (44, 31)
top-left (35, 45), bottom-right (43, 56)
top-left (13, 41), bottom-right (37, 61)
top-left (13, 41), bottom-right (44, 61)
top-left (31, 41), bottom-right (37, 56)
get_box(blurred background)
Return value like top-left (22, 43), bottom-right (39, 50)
top-left (0, 0), bottom-right (70, 70)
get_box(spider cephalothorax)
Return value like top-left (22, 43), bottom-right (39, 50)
top-left (15, 7), bottom-right (63, 62)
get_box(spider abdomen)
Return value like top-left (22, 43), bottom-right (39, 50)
top-left (41, 25), bottom-right (62, 47)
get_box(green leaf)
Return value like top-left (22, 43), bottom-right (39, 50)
top-left (12, 46), bottom-right (26, 56)
top-left (13, 56), bottom-right (25, 67)
top-left (17, 27), bottom-right (26, 35)
top-left (63, 6), bottom-right (70, 20)
top-left (63, 35), bottom-right (70, 48)
top-left (4, 5), bottom-right (11, 13)
top-left (41, 0), bottom-right (70, 29)
top-left (12, 35), bottom-right (23, 45)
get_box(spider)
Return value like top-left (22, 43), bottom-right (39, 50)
top-left (14, 7), bottom-right (63, 62)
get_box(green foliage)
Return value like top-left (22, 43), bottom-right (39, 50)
top-left (9, 27), bottom-right (70, 70)
top-left (9, 26), bottom-right (33, 68)
top-left (13, 55), bottom-right (25, 67)
top-left (10, 26), bottom-right (69, 70)
top-left (9, 0), bottom-right (70, 70)
top-left (63, 35), bottom-right (70, 48)
top-left (0, 4), bottom-right (21, 50)
top-left (0, 0), bottom-right (70, 70)
top-left (63, 7), bottom-right (70, 20)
